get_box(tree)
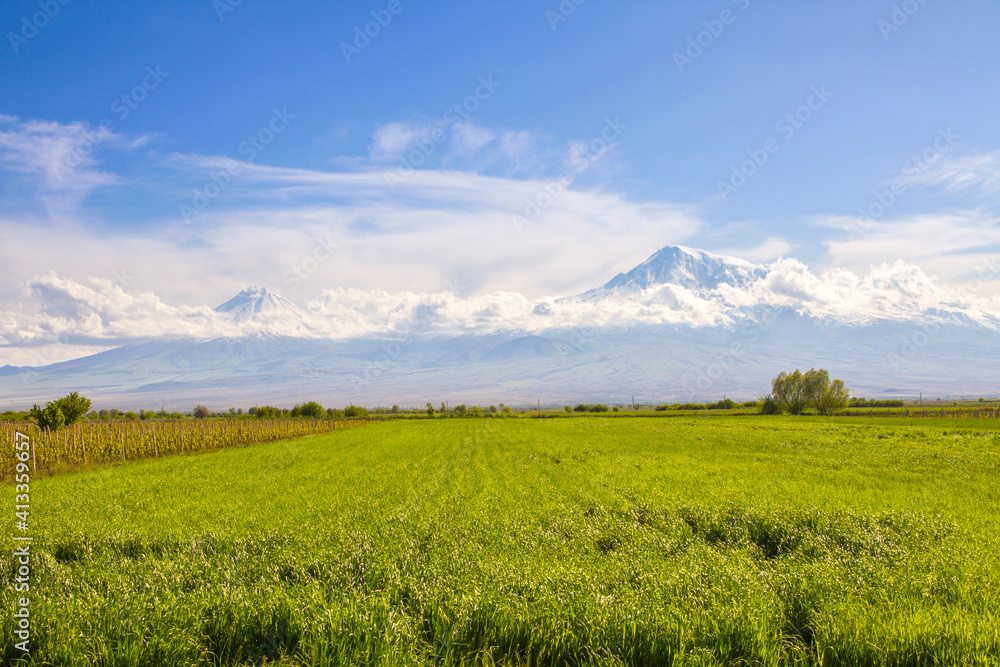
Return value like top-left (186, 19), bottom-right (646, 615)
top-left (193, 405), bottom-right (211, 419)
top-left (802, 369), bottom-right (829, 409)
top-left (426, 402), bottom-right (435, 416)
top-left (29, 403), bottom-right (65, 430)
top-left (55, 392), bottom-right (91, 424)
top-left (815, 378), bottom-right (850, 415)
top-left (344, 404), bottom-right (368, 418)
top-left (29, 392), bottom-right (91, 430)
top-left (771, 370), bottom-right (809, 415)
top-left (295, 401), bottom-right (325, 418)
top-left (564, 405), bottom-right (572, 413)
top-left (769, 368), bottom-right (850, 415)
top-left (454, 404), bottom-right (467, 416)
top-left (391, 405), bottom-right (400, 414)
top-left (255, 406), bottom-right (284, 419)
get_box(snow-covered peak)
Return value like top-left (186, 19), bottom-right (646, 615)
top-left (581, 244), bottom-right (765, 299)
top-left (214, 287), bottom-right (308, 327)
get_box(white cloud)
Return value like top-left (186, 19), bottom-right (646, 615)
top-left (821, 211), bottom-right (1000, 284)
top-left (3, 255), bottom-right (996, 366)
top-left (369, 121), bottom-right (434, 159)
top-left (451, 123), bottom-right (496, 155)
top-left (0, 115), bottom-right (136, 198)
top-left (5, 272), bottom-right (238, 346)
top-left (718, 237), bottom-right (794, 263)
top-left (149, 153), bottom-right (704, 298)
top-left (900, 149), bottom-right (1000, 196)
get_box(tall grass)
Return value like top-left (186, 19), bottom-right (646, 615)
top-left (2, 416), bottom-right (998, 665)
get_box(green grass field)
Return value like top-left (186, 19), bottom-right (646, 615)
top-left (3, 416), bottom-right (1000, 665)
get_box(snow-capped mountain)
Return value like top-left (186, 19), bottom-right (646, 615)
top-left (210, 286), bottom-right (315, 338)
top-left (1, 244), bottom-right (998, 409)
top-left (581, 245), bottom-right (765, 298)
top-left (214, 286), bottom-right (308, 325)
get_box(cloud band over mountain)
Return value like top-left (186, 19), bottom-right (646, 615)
top-left (4, 246), bottom-right (997, 369)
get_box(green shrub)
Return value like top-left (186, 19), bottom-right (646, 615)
top-left (573, 404), bottom-right (609, 413)
top-left (849, 398), bottom-right (904, 408)
top-left (292, 401), bottom-right (325, 418)
top-left (758, 395), bottom-right (781, 415)
top-left (29, 392), bottom-right (91, 430)
top-left (29, 403), bottom-right (65, 430)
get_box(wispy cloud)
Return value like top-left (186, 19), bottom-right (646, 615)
top-left (0, 115), bottom-right (152, 197)
top-left (369, 121), bottom-right (436, 159)
top-left (899, 149), bottom-right (1000, 197)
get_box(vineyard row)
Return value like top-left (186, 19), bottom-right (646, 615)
top-left (1, 418), bottom-right (377, 478)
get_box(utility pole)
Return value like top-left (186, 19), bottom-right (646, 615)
top-left (537, 399), bottom-right (540, 417)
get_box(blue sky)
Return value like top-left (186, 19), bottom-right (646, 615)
top-left (2, 0), bottom-right (1000, 362)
